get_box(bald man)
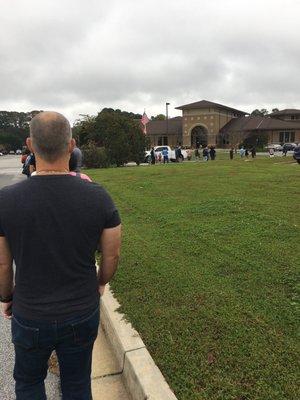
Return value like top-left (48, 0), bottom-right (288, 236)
top-left (0, 112), bottom-right (121, 400)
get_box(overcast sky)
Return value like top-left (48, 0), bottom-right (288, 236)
top-left (1, 0), bottom-right (299, 123)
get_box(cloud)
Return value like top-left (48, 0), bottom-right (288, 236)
top-left (0, 0), bottom-right (300, 121)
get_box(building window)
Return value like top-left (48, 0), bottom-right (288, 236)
top-left (158, 136), bottom-right (168, 146)
top-left (279, 131), bottom-right (295, 143)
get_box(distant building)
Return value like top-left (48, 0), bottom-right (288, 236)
top-left (145, 100), bottom-right (300, 148)
top-left (146, 117), bottom-right (182, 147)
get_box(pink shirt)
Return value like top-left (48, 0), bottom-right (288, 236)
top-left (69, 172), bottom-right (92, 182)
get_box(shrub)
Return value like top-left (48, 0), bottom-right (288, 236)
top-left (82, 142), bottom-right (110, 168)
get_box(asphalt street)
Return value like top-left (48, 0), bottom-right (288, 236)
top-left (0, 155), bottom-right (61, 399)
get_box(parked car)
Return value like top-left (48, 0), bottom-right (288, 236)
top-left (282, 143), bottom-right (296, 152)
top-left (145, 146), bottom-right (188, 163)
top-left (265, 144), bottom-right (283, 151)
top-left (9, 150), bottom-right (15, 154)
top-left (16, 149), bottom-right (22, 155)
top-left (0, 152), bottom-right (3, 156)
top-left (293, 146), bottom-right (300, 164)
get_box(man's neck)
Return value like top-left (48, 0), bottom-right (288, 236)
top-left (35, 158), bottom-right (70, 174)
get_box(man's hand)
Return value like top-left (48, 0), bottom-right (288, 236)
top-left (0, 237), bottom-right (14, 311)
top-left (99, 285), bottom-right (106, 296)
top-left (1, 301), bottom-right (12, 319)
top-left (97, 225), bottom-right (121, 286)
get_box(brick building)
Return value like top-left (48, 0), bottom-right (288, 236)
top-left (145, 100), bottom-right (300, 148)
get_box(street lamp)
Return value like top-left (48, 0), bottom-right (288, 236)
top-left (166, 102), bottom-right (170, 140)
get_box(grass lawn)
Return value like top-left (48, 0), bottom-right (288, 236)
top-left (87, 156), bottom-right (299, 400)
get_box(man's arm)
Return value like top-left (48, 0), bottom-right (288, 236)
top-left (29, 164), bottom-right (35, 175)
top-left (0, 236), bottom-right (14, 318)
top-left (97, 225), bottom-right (121, 295)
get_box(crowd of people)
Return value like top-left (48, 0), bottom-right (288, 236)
top-left (194, 146), bottom-right (216, 161)
top-left (236, 146), bottom-right (256, 159)
top-left (21, 145), bottom-right (91, 179)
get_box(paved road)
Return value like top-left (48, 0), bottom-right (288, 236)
top-left (0, 155), bottom-right (61, 399)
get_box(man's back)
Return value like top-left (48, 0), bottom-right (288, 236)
top-left (69, 147), bottom-right (82, 172)
top-left (0, 175), bottom-right (120, 320)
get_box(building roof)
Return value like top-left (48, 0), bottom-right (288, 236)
top-left (175, 100), bottom-right (248, 115)
top-left (220, 116), bottom-right (300, 133)
top-left (268, 109), bottom-right (300, 117)
top-left (146, 117), bottom-right (182, 136)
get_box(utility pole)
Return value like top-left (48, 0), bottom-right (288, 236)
top-left (166, 102), bottom-right (170, 144)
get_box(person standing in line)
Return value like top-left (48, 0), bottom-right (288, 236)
top-left (28, 152), bottom-right (36, 175)
top-left (245, 148), bottom-right (249, 158)
top-left (230, 148), bottom-right (234, 160)
top-left (203, 146), bottom-right (209, 161)
top-left (177, 145), bottom-right (183, 162)
top-left (174, 145), bottom-right (179, 162)
top-left (0, 111), bottom-right (121, 400)
top-left (239, 146), bottom-right (245, 157)
top-left (162, 148), bottom-right (169, 163)
top-left (269, 147), bottom-right (275, 157)
top-left (251, 147), bottom-right (256, 158)
top-left (21, 151), bottom-right (34, 178)
top-left (150, 147), bottom-right (156, 164)
top-left (69, 145), bottom-right (83, 172)
top-left (21, 148), bottom-right (30, 165)
top-left (282, 146), bottom-right (288, 157)
top-left (210, 146), bottom-right (216, 160)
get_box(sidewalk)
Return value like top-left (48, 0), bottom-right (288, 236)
top-left (92, 326), bottom-right (131, 400)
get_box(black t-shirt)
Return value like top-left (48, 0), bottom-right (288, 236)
top-left (0, 175), bottom-right (121, 320)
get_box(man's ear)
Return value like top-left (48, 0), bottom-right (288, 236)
top-left (69, 138), bottom-right (76, 154)
top-left (26, 137), bottom-right (33, 153)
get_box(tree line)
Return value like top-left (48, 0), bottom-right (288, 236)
top-left (0, 108), bottom-right (149, 167)
top-left (0, 111), bottom-right (41, 152)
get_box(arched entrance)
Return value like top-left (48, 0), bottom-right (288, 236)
top-left (191, 125), bottom-right (208, 148)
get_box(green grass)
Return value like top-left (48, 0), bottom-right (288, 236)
top-left (87, 156), bottom-right (300, 400)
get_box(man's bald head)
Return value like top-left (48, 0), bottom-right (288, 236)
top-left (30, 111), bottom-right (72, 162)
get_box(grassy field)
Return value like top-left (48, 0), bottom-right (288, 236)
top-left (87, 156), bottom-right (299, 400)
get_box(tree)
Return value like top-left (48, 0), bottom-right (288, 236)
top-left (251, 108), bottom-right (268, 117)
top-left (73, 115), bottom-right (97, 147)
top-left (0, 131), bottom-right (23, 151)
top-left (272, 108), bottom-right (279, 113)
top-left (75, 108), bottom-right (148, 167)
top-left (0, 110), bottom-right (42, 150)
top-left (242, 131), bottom-right (268, 149)
top-left (151, 114), bottom-right (166, 121)
top-left (128, 122), bottom-right (150, 165)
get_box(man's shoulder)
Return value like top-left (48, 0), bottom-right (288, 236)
top-left (0, 179), bottom-right (28, 198)
top-left (73, 178), bottom-right (109, 196)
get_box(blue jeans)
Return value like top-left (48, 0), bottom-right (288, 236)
top-left (11, 306), bottom-right (100, 400)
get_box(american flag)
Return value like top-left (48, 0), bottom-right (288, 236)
top-left (141, 111), bottom-right (150, 134)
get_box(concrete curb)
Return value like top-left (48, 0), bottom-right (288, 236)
top-left (100, 287), bottom-right (178, 400)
